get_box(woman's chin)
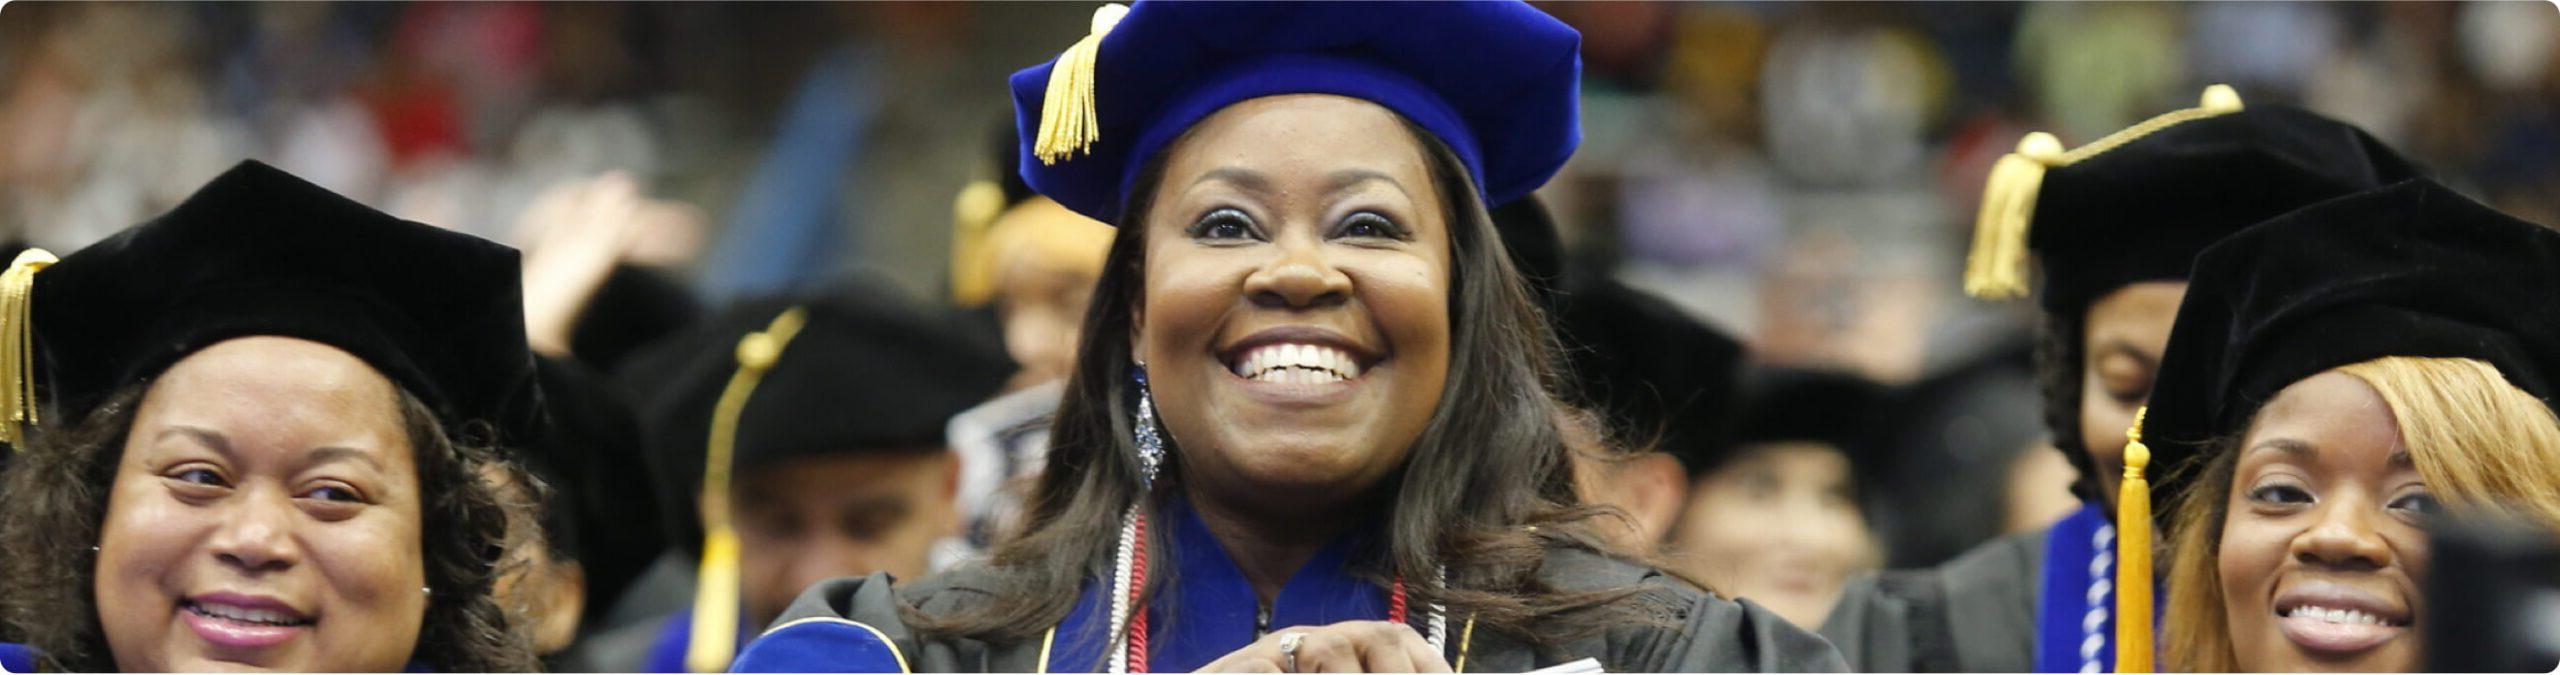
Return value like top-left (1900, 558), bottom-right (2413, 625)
top-left (2248, 636), bottom-right (2420, 673)
top-left (1206, 444), bottom-right (1395, 498)
top-left (160, 652), bottom-right (300, 673)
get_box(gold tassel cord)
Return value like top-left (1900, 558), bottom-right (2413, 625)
top-left (1033, 3), bottom-right (1130, 165)
top-left (950, 180), bottom-right (1006, 307)
top-left (685, 307), bottom-right (810, 673)
top-left (1962, 84), bottom-right (2247, 301)
top-left (2059, 85), bottom-right (2243, 166)
top-left (1963, 132), bottom-right (2063, 300)
top-left (0, 249), bottom-right (59, 449)
top-left (2116, 406), bottom-right (2154, 674)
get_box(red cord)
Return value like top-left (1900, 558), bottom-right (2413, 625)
top-left (1127, 512), bottom-right (1151, 673)
top-left (1388, 575), bottom-right (1409, 625)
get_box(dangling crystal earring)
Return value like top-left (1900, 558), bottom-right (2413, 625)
top-left (1130, 364), bottom-right (1164, 486)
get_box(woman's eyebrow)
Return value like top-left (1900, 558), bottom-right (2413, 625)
top-left (2244, 437), bottom-right (2315, 459)
top-left (1326, 169), bottom-right (1410, 199)
top-left (1189, 167), bottom-right (1273, 194)
top-left (158, 425), bottom-right (232, 457)
top-left (307, 446), bottom-right (385, 472)
top-left (160, 426), bottom-right (384, 471)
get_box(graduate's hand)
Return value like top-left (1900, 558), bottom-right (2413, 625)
top-left (1196, 620), bottom-right (1453, 673)
top-left (518, 172), bottom-right (645, 357)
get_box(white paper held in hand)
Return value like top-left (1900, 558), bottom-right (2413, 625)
top-left (1524, 657), bottom-right (1605, 674)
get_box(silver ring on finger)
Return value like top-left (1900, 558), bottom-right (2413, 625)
top-left (1277, 631), bottom-right (1308, 673)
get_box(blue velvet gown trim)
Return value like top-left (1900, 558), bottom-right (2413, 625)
top-left (1047, 498), bottom-right (1395, 672)
top-left (2034, 504), bottom-right (2116, 673)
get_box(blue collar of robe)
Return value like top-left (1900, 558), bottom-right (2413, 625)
top-left (1048, 498), bottom-right (1394, 673)
top-left (2032, 503), bottom-right (2162, 673)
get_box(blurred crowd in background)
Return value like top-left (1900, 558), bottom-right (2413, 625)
top-left (3, 0), bottom-right (2556, 574)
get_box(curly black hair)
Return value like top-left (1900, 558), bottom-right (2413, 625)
top-left (0, 382), bottom-right (538, 672)
top-left (2034, 307), bottom-right (2106, 505)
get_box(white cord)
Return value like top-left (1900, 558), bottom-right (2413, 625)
top-left (1426, 566), bottom-right (1449, 652)
top-left (1106, 505), bottom-right (1141, 673)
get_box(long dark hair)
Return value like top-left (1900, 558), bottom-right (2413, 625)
top-left (0, 382), bottom-right (537, 672)
top-left (921, 117), bottom-right (1663, 651)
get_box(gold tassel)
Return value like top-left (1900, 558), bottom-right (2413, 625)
top-left (1032, 3), bottom-right (1130, 165)
top-left (685, 307), bottom-right (810, 673)
top-left (2060, 84), bottom-right (2244, 165)
top-left (2116, 406), bottom-right (2154, 673)
top-left (950, 180), bottom-right (1006, 307)
top-left (1963, 84), bottom-right (2247, 301)
top-left (0, 249), bottom-right (59, 449)
top-left (1963, 132), bottom-right (2063, 300)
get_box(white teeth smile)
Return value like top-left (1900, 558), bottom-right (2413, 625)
top-left (1231, 343), bottom-right (1362, 384)
top-left (2280, 604), bottom-right (2400, 627)
top-left (185, 601), bottom-right (310, 627)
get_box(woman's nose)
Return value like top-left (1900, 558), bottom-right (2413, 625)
top-left (2290, 498), bottom-right (2394, 571)
top-left (207, 492), bottom-right (301, 574)
top-left (1245, 238), bottom-right (1352, 310)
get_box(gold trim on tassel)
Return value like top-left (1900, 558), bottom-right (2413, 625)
top-left (2116, 406), bottom-right (2154, 674)
top-left (1963, 84), bottom-right (2247, 301)
top-left (1453, 614), bottom-right (1477, 673)
top-left (950, 180), bottom-right (1006, 307)
top-left (1964, 132), bottom-right (2064, 299)
top-left (685, 307), bottom-right (810, 673)
top-left (0, 249), bottom-right (59, 449)
top-left (1032, 3), bottom-right (1130, 165)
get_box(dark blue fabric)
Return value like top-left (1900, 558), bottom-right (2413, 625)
top-left (2033, 505), bottom-right (2113, 673)
top-left (643, 609), bottom-right (693, 673)
top-left (721, 499), bottom-right (1400, 673)
top-left (1049, 499), bottom-right (1392, 672)
top-left (1008, 0), bottom-right (1582, 223)
top-left (1050, 561), bottom-right (1115, 672)
top-left (732, 619), bottom-right (906, 673)
top-left (1, 643), bottom-right (35, 673)
top-left (645, 608), bottom-right (754, 673)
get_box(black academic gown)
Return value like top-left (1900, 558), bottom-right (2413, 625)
top-left (1817, 525), bottom-right (2046, 672)
top-left (734, 502), bottom-right (1844, 673)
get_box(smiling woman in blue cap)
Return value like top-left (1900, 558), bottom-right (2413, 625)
top-left (729, 2), bottom-right (1843, 673)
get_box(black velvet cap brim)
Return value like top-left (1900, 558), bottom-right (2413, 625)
top-left (1735, 365), bottom-right (1890, 457)
top-left (31, 160), bottom-right (542, 445)
top-left (2029, 105), bottom-right (2422, 318)
top-left (570, 265), bottom-right (703, 375)
top-left (2143, 179), bottom-right (2560, 516)
top-left (620, 277), bottom-right (1016, 553)
top-left (1554, 277), bottom-right (1745, 477)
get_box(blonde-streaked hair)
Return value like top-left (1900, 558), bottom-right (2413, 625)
top-left (2163, 356), bottom-right (2560, 671)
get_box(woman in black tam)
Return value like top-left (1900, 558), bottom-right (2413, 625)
top-left (2134, 180), bottom-right (2560, 671)
top-left (0, 161), bottom-right (540, 672)
top-left (1823, 85), bottom-right (2420, 673)
top-left (732, 1), bottom-right (1842, 673)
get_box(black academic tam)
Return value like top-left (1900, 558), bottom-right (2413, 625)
top-left (2142, 178), bottom-right (2560, 517)
top-left (622, 278), bottom-right (1015, 553)
top-left (23, 160), bottom-right (542, 444)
